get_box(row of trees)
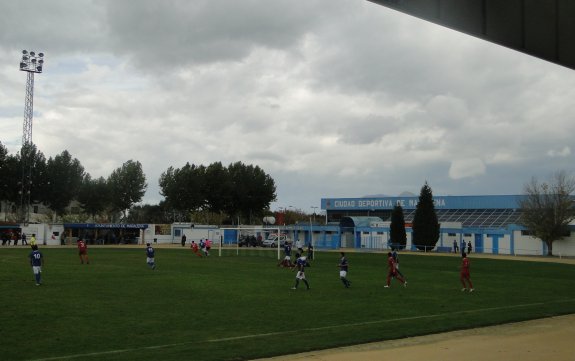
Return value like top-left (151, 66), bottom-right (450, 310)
top-left (0, 142), bottom-right (277, 224)
top-left (0, 142), bottom-right (147, 222)
top-left (389, 173), bottom-right (575, 256)
top-left (159, 161), bottom-right (276, 224)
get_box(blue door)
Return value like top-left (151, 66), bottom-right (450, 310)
top-left (474, 234), bottom-right (483, 253)
top-left (491, 235), bottom-right (500, 254)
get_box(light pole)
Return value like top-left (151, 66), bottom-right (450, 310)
top-left (18, 50), bottom-right (45, 224)
top-left (311, 206), bottom-right (318, 222)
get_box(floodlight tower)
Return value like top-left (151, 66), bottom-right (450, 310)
top-left (18, 50), bottom-right (45, 224)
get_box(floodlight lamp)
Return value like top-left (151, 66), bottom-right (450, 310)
top-left (38, 59), bottom-right (43, 64)
top-left (39, 52), bottom-right (44, 57)
top-left (31, 58), bottom-right (37, 63)
top-left (36, 66), bottom-right (42, 72)
top-left (22, 50), bottom-right (28, 55)
top-left (22, 55), bottom-right (29, 61)
top-left (20, 62), bottom-right (26, 69)
top-left (30, 51), bottom-right (35, 56)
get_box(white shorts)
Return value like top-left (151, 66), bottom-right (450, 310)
top-left (284, 256), bottom-right (291, 261)
top-left (32, 266), bottom-right (42, 274)
top-left (147, 257), bottom-right (155, 264)
top-left (296, 271), bottom-right (306, 280)
top-left (339, 270), bottom-right (347, 278)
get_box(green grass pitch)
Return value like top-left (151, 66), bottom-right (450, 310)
top-left (1, 247), bottom-right (574, 361)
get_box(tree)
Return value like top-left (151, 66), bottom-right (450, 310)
top-left (108, 160), bottom-right (147, 220)
top-left (0, 141), bottom-right (9, 203)
top-left (126, 203), bottom-right (174, 224)
top-left (159, 161), bottom-right (277, 225)
top-left (17, 143), bottom-right (47, 221)
top-left (1, 154), bottom-right (21, 217)
top-left (41, 150), bottom-right (85, 219)
top-left (412, 181), bottom-right (440, 251)
top-left (226, 162), bottom-right (277, 224)
top-left (389, 204), bottom-right (407, 250)
top-left (204, 162), bottom-right (232, 214)
top-left (519, 171), bottom-right (575, 256)
top-left (159, 163), bottom-right (207, 219)
top-left (78, 175), bottom-right (111, 221)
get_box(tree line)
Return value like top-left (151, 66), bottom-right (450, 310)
top-left (0, 142), bottom-right (276, 224)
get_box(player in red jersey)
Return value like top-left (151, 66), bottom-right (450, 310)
top-left (77, 238), bottom-right (90, 264)
top-left (460, 252), bottom-right (474, 292)
top-left (385, 252), bottom-right (406, 288)
top-left (190, 241), bottom-right (203, 258)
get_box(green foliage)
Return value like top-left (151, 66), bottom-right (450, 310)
top-left (159, 163), bottom-right (207, 215)
top-left (1, 248), bottom-right (574, 361)
top-left (41, 150), bottom-right (85, 216)
top-left (159, 161), bottom-right (277, 224)
top-left (19, 143), bottom-right (47, 204)
top-left (108, 160), bottom-right (147, 219)
top-left (1, 143), bottom-right (278, 224)
top-left (78, 175), bottom-right (111, 220)
top-left (0, 142), bottom-right (20, 204)
top-left (412, 181), bottom-right (440, 251)
top-left (389, 204), bottom-right (407, 249)
top-left (125, 203), bottom-right (174, 224)
top-left (520, 171), bottom-right (575, 256)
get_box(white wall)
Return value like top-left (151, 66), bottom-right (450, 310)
top-left (513, 231), bottom-right (544, 256)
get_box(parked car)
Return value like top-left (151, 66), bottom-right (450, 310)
top-left (262, 234), bottom-right (290, 248)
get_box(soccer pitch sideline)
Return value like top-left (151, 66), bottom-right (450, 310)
top-left (1, 247), bottom-right (574, 361)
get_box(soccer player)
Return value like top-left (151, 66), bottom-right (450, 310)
top-left (199, 239), bottom-right (208, 256)
top-left (29, 245), bottom-right (44, 286)
top-left (205, 238), bottom-right (212, 256)
top-left (385, 252), bottom-right (406, 288)
top-left (338, 252), bottom-right (351, 288)
top-left (278, 242), bottom-right (293, 267)
top-left (191, 241), bottom-right (203, 257)
top-left (307, 243), bottom-right (314, 261)
top-left (146, 242), bottom-right (156, 270)
top-left (291, 253), bottom-right (310, 290)
top-left (77, 238), bottom-right (89, 264)
top-left (460, 252), bottom-right (474, 292)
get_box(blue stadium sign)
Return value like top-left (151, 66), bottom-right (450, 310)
top-left (321, 195), bottom-right (524, 210)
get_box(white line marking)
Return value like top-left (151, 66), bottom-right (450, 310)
top-left (30, 299), bottom-right (575, 361)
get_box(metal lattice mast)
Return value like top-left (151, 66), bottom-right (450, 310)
top-left (18, 50), bottom-right (44, 224)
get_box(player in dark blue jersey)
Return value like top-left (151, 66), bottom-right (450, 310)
top-left (338, 252), bottom-right (351, 288)
top-left (146, 243), bottom-right (156, 270)
top-left (291, 253), bottom-right (310, 290)
top-left (278, 242), bottom-right (293, 267)
top-left (28, 245), bottom-right (44, 286)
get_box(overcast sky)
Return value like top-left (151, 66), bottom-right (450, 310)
top-left (1, 0), bottom-right (574, 214)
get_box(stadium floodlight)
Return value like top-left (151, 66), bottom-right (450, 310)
top-left (20, 49), bottom-right (44, 73)
top-left (18, 49), bottom-right (45, 224)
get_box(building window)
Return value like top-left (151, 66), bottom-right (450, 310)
top-left (33, 205), bottom-right (39, 213)
top-left (447, 233), bottom-right (456, 237)
top-left (464, 233), bottom-right (472, 237)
